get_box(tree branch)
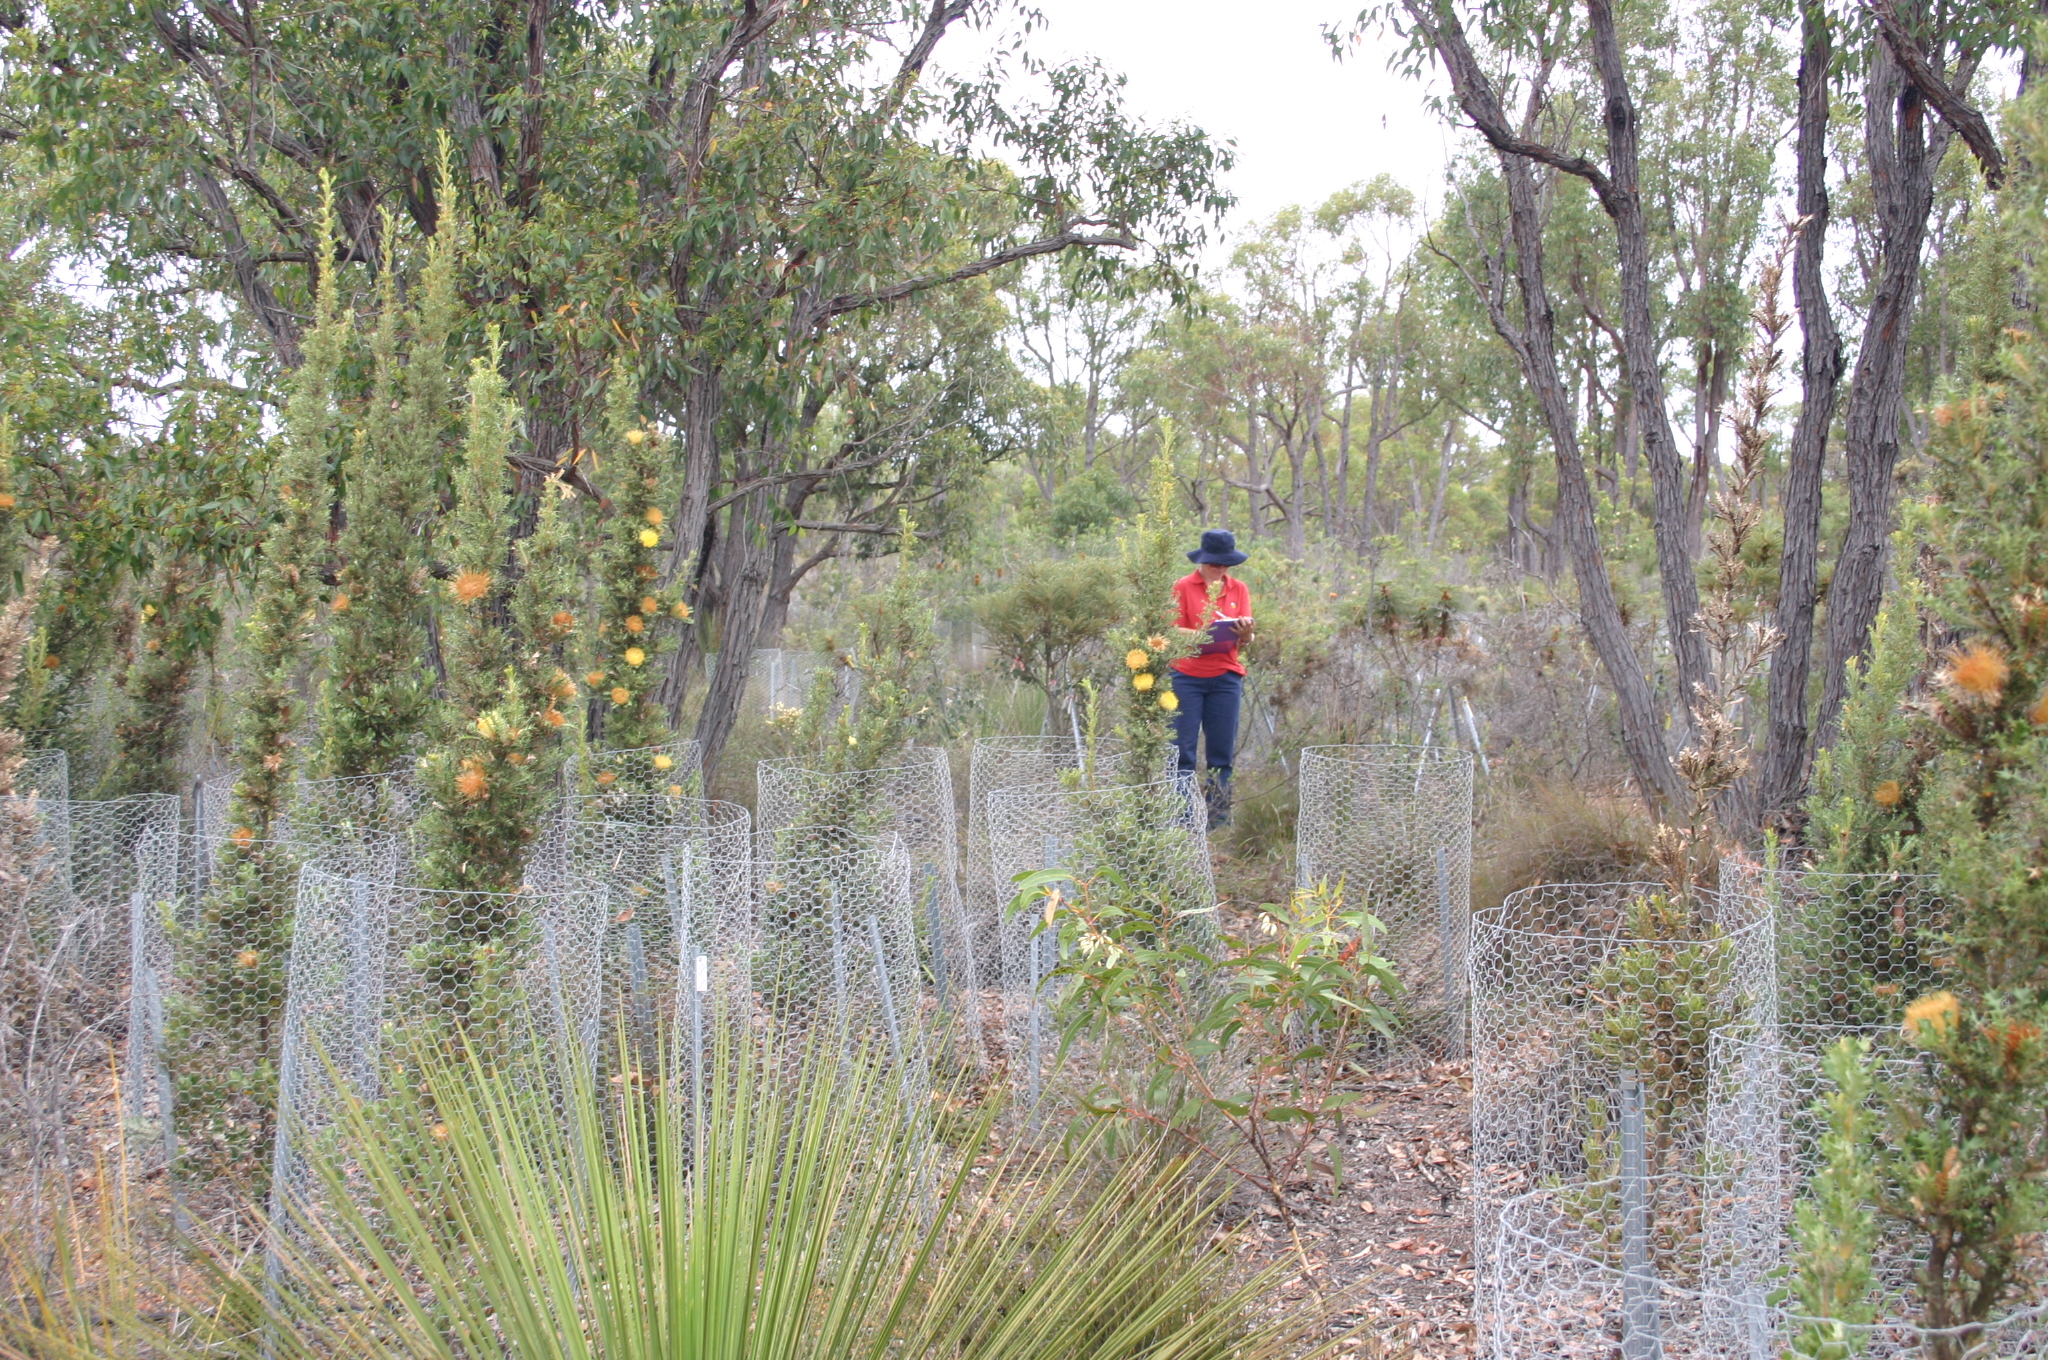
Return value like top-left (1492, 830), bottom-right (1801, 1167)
top-left (810, 226), bottom-right (1136, 326)
top-left (1866, 0), bottom-right (2004, 186)
top-left (1400, 0), bottom-right (1622, 217)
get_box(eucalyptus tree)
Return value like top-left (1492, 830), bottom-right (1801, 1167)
top-left (12, 0), bottom-right (1230, 776)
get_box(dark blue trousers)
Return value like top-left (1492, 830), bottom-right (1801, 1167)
top-left (1170, 669), bottom-right (1242, 797)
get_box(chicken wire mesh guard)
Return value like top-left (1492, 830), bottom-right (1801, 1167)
top-left (1721, 859), bottom-right (1946, 1029)
top-left (1490, 1170), bottom-right (2048, 1360)
top-left (575, 738), bottom-right (704, 798)
top-left (195, 769), bottom-right (424, 867)
top-left (985, 776), bottom-right (1216, 1108)
top-left (757, 748), bottom-right (978, 1011)
top-left (744, 826), bottom-right (924, 1070)
top-left (124, 830), bottom-right (401, 1196)
top-left (1470, 880), bottom-right (1777, 1345)
top-left (537, 794), bottom-right (750, 1073)
top-left (268, 868), bottom-right (610, 1228)
top-left (1296, 745), bottom-right (1474, 1061)
top-left (964, 736), bottom-right (1128, 982)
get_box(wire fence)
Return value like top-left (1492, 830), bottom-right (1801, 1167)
top-left (963, 736), bottom-right (1128, 986)
top-left (757, 748), bottom-right (979, 1021)
top-left (1, 788), bottom-right (179, 1248)
top-left (985, 775), bottom-right (1215, 1109)
top-left (1296, 745), bottom-right (1474, 1061)
top-left (536, 793), bottom-right (750, 1077)
top-left (575, 739), bottom-right (704, 799)
top-left (268, 866), bottom-right (611, 1236)
top-left (124, 829), bottom-right (401, 1216)
top-left (1721, 858), bottom-right (1946, 1029)
top-left (1470, 879), bottom-right (1778, 1346)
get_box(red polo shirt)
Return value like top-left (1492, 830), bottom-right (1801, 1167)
top-left (1170, 571), bottom-right (1251, 678)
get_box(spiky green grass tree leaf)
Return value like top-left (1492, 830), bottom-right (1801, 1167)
top-left (172, 1025), bottom-right (1360, 1360)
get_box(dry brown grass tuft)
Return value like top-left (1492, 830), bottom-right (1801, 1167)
top-left (1472, 781), bottom-right (1658, 915)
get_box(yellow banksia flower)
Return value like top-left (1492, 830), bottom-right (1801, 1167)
top-left (1133, 672), bottom-right (1155, 692)
top-left (625, 615), bottom-right (646, 633)
top-left (653, 754), bottom-right (674, 771)
top-left (1944, 642), bottom-right (2009, 702)
top-left (625, 646), bottom-right (646, 667)
top-left (331, 592), bottom-right (352, 613)
top-left (666, 783), bottom-right (683, 796)
top-left (625, 429), bottom-right (646, 446)
top-left (431, 1122), bottom-right (450, 1141)
top-left (1126, 648), bottom-right (1150, 669)
top-left (452, 569), bottom-right (492, 603)
top-left (1158, 691), bottom-right (1179, 712)
top-left (610, 686), bottom-right (630, 705)
top-left (1904, 990), bottom-right (1961, 1046)
top-left (639, 528), bottom-right (660, 548)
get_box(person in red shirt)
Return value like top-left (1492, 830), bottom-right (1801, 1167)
top-left (1170, 529), bottom-right (1253, 829)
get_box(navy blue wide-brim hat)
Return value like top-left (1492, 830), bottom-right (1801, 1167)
top-left (1187, 528), bottom-right (1249, 567)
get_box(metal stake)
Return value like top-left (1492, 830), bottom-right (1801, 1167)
top-left (1620, 1071), bottom-right (1663, 1360)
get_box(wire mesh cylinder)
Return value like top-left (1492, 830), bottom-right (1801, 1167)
top-left (964, 736), bottom-right (1128, 982)
top-left (535, 794), bottom-right (750, 1074)
top-left (757, 747), bottom-right (979, 1017)
top-left (575, 738), bottom-right (704, 799)
top-left (269, 867), bottom-right (611, 1229)
top-left (126, 829), bottom-right (400, 1194)
top-left (1470, 880), bottom-right (1777, 1344)
top-left (1721, 858), bottom-right (1945, 1029)
top-left (1296, 745), bottom-right (1475, 1060)
top-left (985, 776), bottom-right (1215, 1107)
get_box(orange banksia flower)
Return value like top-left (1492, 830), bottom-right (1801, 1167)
top-left (551, 611), bottom-right (575, 630)
top-left (1126, 648), bottom-right (1150, 669)
top-left (625, 615), bottom-right (646, 633)
top-left (1874, 780), bottom-right (1903, 808)
top-left (640, 596), bottom-right (660, 614)
top-left (586, 670), bottom-right (606, 687)
top-left (1904, 990), bottom-right (1962, 1046)
top-left (452, 570), bottom-right (493, 603)
top-left (2030, 689), bottom-right (2048, 727)
top-left (635, 564), bottom-right (657, 581)
top-left (666, 783), bottom-right (683, 796)
top-left (596, 770), bottom-right (618, 786)
top-left (229, 826), bottom-right (255, 849)
top-left (236, 950), bottom-right (260, 969)
top-left (610, 686), bottom-right (630, 705)
top-left (542, 708), bottom-right (566, 727)
top-left (0, 494), bottom-right (16, 510)
top-left (1943, 642), bottom-right (2010, 702)
top-left (456, 763), bottom-right (489, 801)
top-left (331, 592), bottom-right (352, 613)
top-left (1147, 635), bottom-right (1168, 651)
top-left (644, 506), bottom-right (664, 526)
top-left (671, 601), bottom-right (691, 620)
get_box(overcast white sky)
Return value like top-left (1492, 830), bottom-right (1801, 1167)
top-left (941, 0), bottom-right (1459, 265)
